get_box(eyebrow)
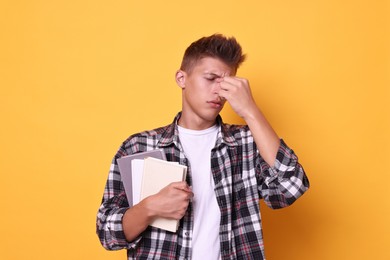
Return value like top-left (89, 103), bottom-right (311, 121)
top-left (204, 72), bottom-right (223, 78)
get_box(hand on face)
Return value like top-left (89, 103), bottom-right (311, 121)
top-left (217, 76), bottom-right (258, 119)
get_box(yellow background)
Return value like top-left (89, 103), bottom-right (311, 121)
top-left (1, 1), bottom-right (389, 259)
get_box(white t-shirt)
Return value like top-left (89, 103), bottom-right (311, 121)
top-left (178, 125), bottom-right (221, 260)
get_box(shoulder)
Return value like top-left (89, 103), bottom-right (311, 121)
top-left (115, 124), bottom-right (171, 158)
top-left (127, 125), bottom-right (169, 141)
top-left (221, 122), bottom-right (253, 144)
top-left (223, 123), bottom-right (250, 134)
top-left (218, 115), bottom-right (251, 138)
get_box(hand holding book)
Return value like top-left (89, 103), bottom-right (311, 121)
top-left (140, 157), bottom-right (188, 232)
top-left (144, 181), bottom-right (193, 222)
top-left (117, 150), bottom-right (188, 232)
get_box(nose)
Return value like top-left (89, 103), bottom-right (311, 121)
top-left (212, 78), bottom-right (223, 93)
top-left (212, 82), bottom-right (221, 94)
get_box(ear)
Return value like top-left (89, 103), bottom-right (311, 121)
top-left (175, 70), bottom-right (186, 89)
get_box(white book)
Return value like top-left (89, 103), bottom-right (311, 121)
top-left (140, 157), bottom-right (187, 232)
top-left (130, 159), bottom-right (144, 205)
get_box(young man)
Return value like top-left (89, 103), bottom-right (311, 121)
top-left (96, 34), bottom-right (309, 259)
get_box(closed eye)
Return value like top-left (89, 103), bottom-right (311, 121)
top-left (204, 72), bottom-right (222, 82)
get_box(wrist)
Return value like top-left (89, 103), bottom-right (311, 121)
top-left (242, 105), bottom-right (261, 122)
top-left (139, 195), bottom-right (158, 221)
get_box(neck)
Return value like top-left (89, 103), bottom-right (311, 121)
top-left (178, 113), bottom-right (217, 130)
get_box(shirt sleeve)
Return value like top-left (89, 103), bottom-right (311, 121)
top-left (257, 139), bottom-right (310, 209)
top-left (96, 148), bottom-right (142, 251)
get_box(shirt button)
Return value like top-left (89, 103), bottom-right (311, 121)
top-left (184, 232), bottom-right (189, 236)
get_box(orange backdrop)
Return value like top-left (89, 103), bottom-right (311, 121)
top-left (1, 1), bottom-right (389, 259)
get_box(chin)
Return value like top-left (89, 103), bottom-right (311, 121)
top-left (202, 111), bottom-right (221, 122)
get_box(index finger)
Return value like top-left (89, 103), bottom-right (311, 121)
top-left (171, 181), bottom-right (191, 192)
top-left (222, 75), bottom-right (246, 84)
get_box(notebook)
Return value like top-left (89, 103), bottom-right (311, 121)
top-left (140, 157), bottom-right (187, 232)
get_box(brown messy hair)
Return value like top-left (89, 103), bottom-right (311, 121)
top-left (180, 34), bottom-right (246, 74)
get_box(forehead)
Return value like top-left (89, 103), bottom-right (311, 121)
top-left (191, 57), bottom-right (234, 76)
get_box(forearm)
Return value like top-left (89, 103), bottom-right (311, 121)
top-left (123, 181), bottom-right (192, 241)
top-left (218, 76), bottom-right (280, 165)
top-left (122, 200), bottom-right (154, 242)
top-left (243, 106), bottom-right (280, 166)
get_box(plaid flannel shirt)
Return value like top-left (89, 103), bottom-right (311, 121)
top-left (96, 113), bottom-right (309, 260)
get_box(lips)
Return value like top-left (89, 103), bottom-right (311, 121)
top-left (207, 100), bottom-right (223, 108)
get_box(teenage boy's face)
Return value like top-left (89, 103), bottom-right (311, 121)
top-left (176, 56), bottom-right (234, 129)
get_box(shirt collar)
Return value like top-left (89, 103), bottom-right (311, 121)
top-left (157, 112), bottom-right (239, 148)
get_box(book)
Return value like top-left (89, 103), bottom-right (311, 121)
top-left (140, 157), bottom-right (187, 232)
top-left (130, 159), bottom-right (144, 205)
top-left (130, 159), bottom-right (180, 205)
top-left (117, 149), bottom-right (166, 207)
